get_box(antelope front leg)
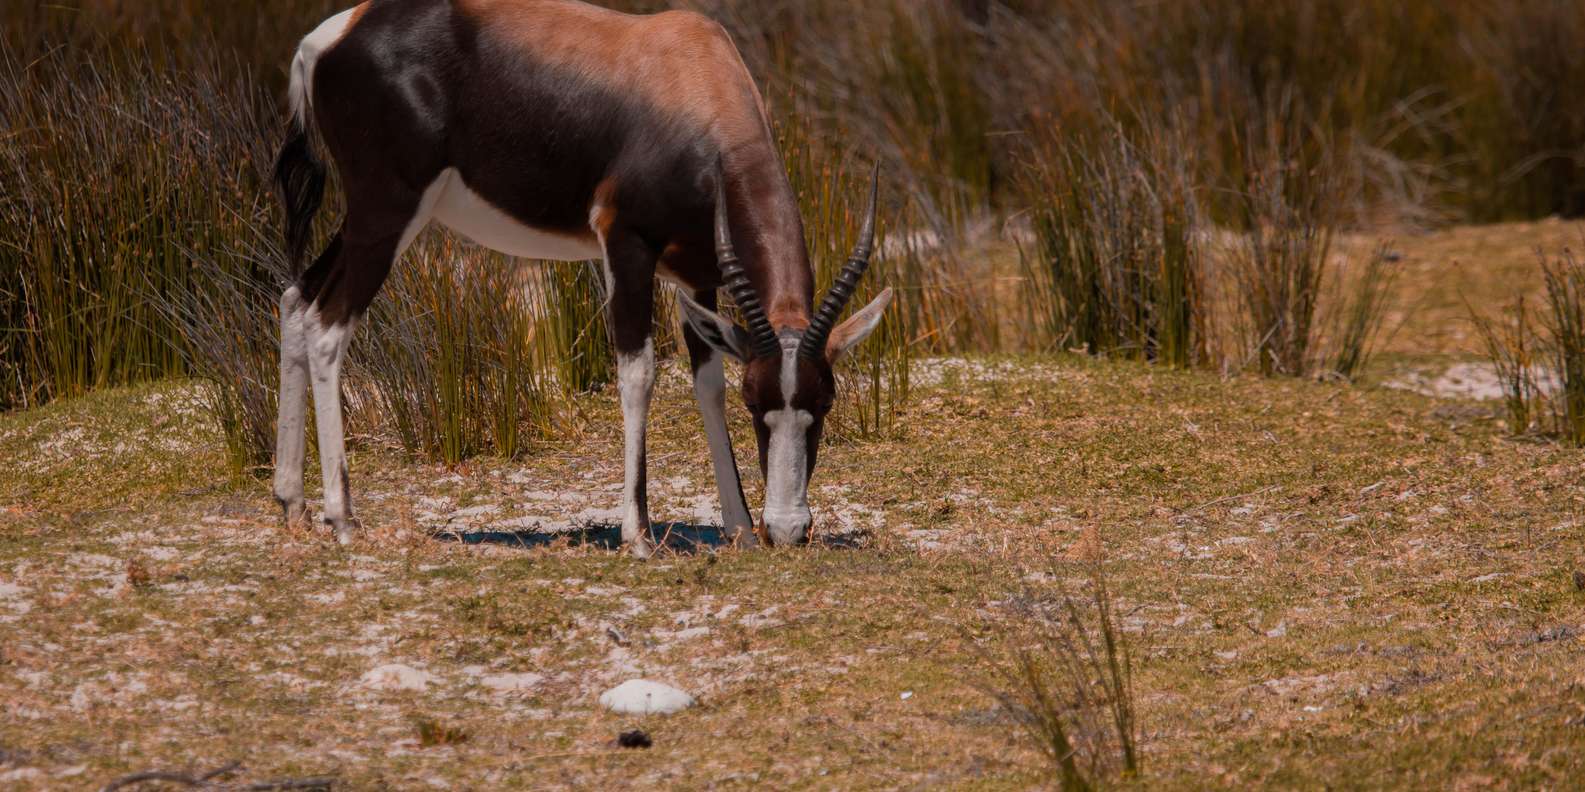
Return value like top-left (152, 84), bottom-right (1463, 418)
top-left (682, 291), bottom-right (756, 547)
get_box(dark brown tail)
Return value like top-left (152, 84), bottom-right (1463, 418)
top-left (272, 117), bottom-right (326, 279)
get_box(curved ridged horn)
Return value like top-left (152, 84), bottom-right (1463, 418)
top-left (799, 164), bottom-right (879, 360)
top-left (715, 173), bottom-right (780, 359)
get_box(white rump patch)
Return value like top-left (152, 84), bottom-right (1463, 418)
top-left (289, 7), bottom-right (358, 126)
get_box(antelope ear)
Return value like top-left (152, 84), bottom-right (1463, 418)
top-left (824, 287), bottom-right (894, 364)
top-left (677, 289), bottom-right (751, 363)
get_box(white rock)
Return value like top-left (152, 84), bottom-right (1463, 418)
top-left (481, 672), bottom-right (544, 692)
top-left (361, 664), bottom-right (439, 692)
top-left (599, 679), bottom-right (695, 715)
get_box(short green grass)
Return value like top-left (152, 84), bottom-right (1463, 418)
top-left (3, 237), bottom-right (1585, 787)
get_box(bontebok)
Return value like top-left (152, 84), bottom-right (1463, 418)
top-left (271, 0), bottom-right (894, 556)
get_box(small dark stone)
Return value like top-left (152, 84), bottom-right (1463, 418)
top-left (1573, 570), bottom-right (1585, 591)
top-left (618, 729), bottom-right (652, 749)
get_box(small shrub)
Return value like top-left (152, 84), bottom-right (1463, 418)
top-left (1466, 294), bottom-right (1544, 437)
top-left (988, 562), bottom-right (1140, 789)
top-left (1327, 244), bottom-right (1400, 381)
top-left (1542, 252), bottom-right (1585, 445)
top-left (412, 715), bottom-right (471, 747)
top-left (1467, 251), bottom-right (1585, 444)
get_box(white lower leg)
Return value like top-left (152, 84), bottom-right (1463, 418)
top-left (692, 352), bottom-right (755, 544)
top-left (273, 287), bottom-right (310, 522)
top-left (617, 339), bottom-right (656, 557)
top-left (306, 313), bottom-right (356, 544)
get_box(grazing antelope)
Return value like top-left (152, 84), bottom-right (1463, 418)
top-left (271, 0), bottom-right (894, 556)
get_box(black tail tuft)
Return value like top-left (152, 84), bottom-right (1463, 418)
top-left (273, 125), bottom-right (326, 279)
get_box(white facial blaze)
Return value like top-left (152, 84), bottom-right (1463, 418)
top-left (763, 343), bottom-right (813, 543)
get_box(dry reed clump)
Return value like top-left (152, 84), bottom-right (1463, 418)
top-left (987, 562), bottom-right (1140, 791)
top-left (777, 115), bottom-right (914, 441)
top-left (157, 227), bottom-right (290, 478)
top-left (1467, 296), bottom-right (1546, 438)
top-left (1226, 115), bottom-right (1344, 377)
top-left (1541, 252), bottom-right (1585, 445)
top-left (1014, 107), bottom-right (1398, 379)
top-left (1016, 120), bottom-right (1203, 366)
top-left (1465, 250), bottom-right (1585, 446)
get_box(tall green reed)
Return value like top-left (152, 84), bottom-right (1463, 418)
top-left (353, 237), bottom-right (567, 464)
top-left (535, 261), bottom-right (614, 396)
top-left (777, 116), bottom-right (913, 441)
top-left (0, 46), bottom-right (276, 410)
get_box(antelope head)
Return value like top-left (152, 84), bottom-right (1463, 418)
top-left (679, 170), bottom-right (893, 546)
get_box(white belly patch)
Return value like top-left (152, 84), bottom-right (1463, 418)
top-left (430, 168), bottom-right (602, 262)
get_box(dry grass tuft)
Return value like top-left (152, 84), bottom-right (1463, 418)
top-left (1467, 294), bottom-right (1545, 436)
top-left (1017, 121), bottom-right (1203, 366)
top-left (990, 563), bottom-right (1139, 790)
top-left (413, 715), bottom-right (472, 748)
top-left (1542, 251), bottom-right (1585, 445)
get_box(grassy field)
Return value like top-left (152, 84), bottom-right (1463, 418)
top-left (3, 222), bottom-right (1584, 789)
